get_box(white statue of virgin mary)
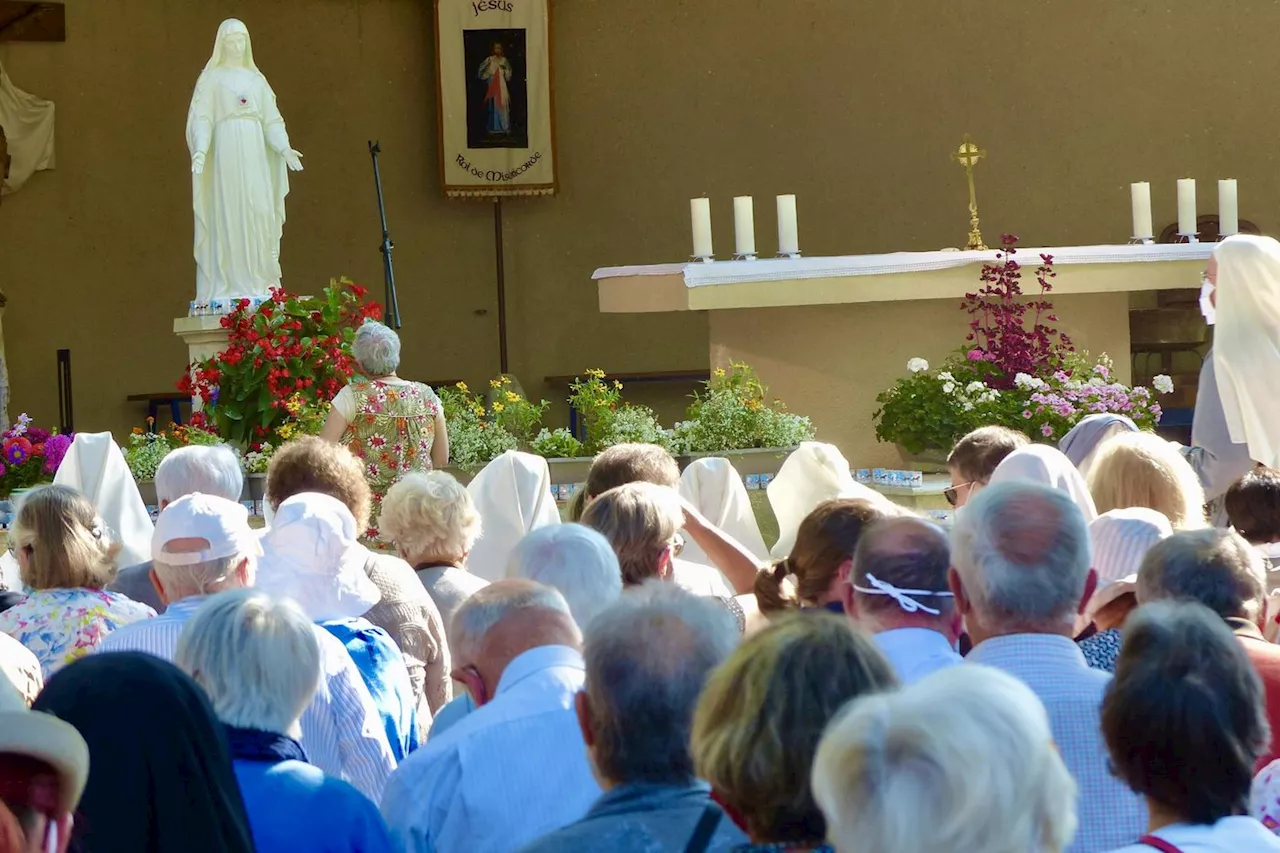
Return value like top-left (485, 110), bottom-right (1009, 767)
top-left (186, 19), bottom-right (303, 304)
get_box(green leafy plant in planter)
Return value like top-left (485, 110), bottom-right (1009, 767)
top-left (672, 363), bottom-right (814, 454)
top-left (437, 382), bottom-right (519, 472)
top-left (124, 420), bottom-right (225, 482)
top-left (568, 369), bottom-right (674, 454)
top-left (530, 428), bottom-right (584, 460)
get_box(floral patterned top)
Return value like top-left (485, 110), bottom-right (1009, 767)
top-left (338, 378), bottom-right (442, 538)
top-left (0, 588), bottom-right (156, 678)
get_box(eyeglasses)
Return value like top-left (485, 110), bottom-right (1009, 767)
top-left (944, 482), bottom-right (975, 507)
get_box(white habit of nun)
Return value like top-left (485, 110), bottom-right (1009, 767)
top-left (678, 457), bottom-right (770, 564)
top-left (766, 442), bottom-right (889, 559)
top-left (988, 444), bottom-right (1098, 523)
top-left (52, 433), bottom-right (155, 568)
top-left (466, 451), bottom-right (561, 582)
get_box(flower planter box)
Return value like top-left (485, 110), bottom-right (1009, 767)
top-left (444, 457), bottom-right (595, 492)
top-left (894, 444), bottom-right (951, 475)
top-left (135, 473), bottom-right (266, 508)
top-left (681, 447), bottom-right (797, 478)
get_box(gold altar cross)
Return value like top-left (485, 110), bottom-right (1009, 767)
top-left (951, 135), bottom-right (988, 251)
top-left (0, 2), bottom-right (65, 42)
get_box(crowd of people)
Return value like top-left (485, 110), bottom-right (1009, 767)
top-left (3, 236), bottom-right (1280, 851)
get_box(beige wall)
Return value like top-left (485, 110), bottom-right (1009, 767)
top-left (0, 0), bottom-right (1256, 442)
top-left (712, 292), bottom-right (1133, 468)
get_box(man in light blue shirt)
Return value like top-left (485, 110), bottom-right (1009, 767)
top-left (381, 579), bottom-right (599, 852)
top-left (843, 516), bottom-right (962, 684)
top-left (950, 481), bottom-right (1146, 853)
top-left (519, 583), bottom-right (746, 853)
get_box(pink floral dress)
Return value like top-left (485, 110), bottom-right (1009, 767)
top-left (0, 588), bottom-right (156, 678)
top-left (340, 378), bottom-right (441, 538)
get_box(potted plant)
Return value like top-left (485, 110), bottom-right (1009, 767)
top-left (126, 418), bottom-right (230, 505)
top-left (672, 363), bottom-right (815, 475)
top-left (873, 236), bottom-right (1172, 470)
top-left (0, 415), bottom-right (71, 525)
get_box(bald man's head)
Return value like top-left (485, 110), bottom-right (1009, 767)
top-left (851, 517), bottom-right (953, 621)
top-left (951, 481), bottom-right (1092, 632)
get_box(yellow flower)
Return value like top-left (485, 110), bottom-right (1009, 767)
top-left (277, 422), bottom-right (296, 439)
top-left (492, 402), bottom-right (505, 413)
top-left (714, 368), bottom-right (726, 378)
top-left (456, 381), bottom-right (470, 393)
top-left (490, 379), bottom-right (502, 388)
top-left (613, 381), bottom-right (623, 390)
top-left (586, 368), bottom-right (605, 379)
top-left (505, 391), bottom-right (520, 403)
top-left (501, 375), bottom-right (512, 386)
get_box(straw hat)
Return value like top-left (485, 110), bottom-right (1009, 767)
top-left (0, 674), bottom-right (89, 813)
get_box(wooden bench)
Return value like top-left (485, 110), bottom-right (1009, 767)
top-left (544, 370), bottom-right (710, 437)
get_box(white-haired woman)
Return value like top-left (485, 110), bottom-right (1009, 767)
top-left (506, 524), bottom-right (622, 630)
top-left (175, 589), bottom-right (394, 853)
top-left (320, 320), bottom-right (449, 538)
top-left (812, 663), bottom-right (1078, 853)
top-left (380, 471), bottom-right (488, 627)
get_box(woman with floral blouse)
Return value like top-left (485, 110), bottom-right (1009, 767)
top-left (0, 485), bottom-right (154, 676)
top-left (320, 321), bottom-right (450, 539)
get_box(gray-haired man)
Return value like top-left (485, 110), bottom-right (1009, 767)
top-left (519, 582), bottom-right (745, 853)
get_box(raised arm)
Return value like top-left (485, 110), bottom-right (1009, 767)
top-left (680, 499), bottom-right (765, 594)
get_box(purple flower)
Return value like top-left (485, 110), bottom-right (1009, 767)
top-left (1041, 423), bottom-right (1054, 438)
top-left (0, 462), bottom-right (6, 478)
top-left (3, 438), bottom-right (31, 466)
top-left (1022, 410), bottom-right (1033, 419)
top-left (1093, 363), bottom-right (1111, 380)
top-left (42, 433), bottom-right (72, 475)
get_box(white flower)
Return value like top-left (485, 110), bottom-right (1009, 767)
top-left (942, 382), bottom-right (956, 395)
top-left (965, 381), bottom-right (986, 394)
top-left (1064, 380), bottom-right (1084, 392)
top-left (1014, 373), bottom-right (1046, 391)
top-left (938, 371), bottom-right (956, 384)
top-left (1088, 377), bottom-right (1105, 388)
top-left (1152, 374), bottom-right (1175, 394)
top-left (961, 401), bottom-right (975, 412)
top-left (907, 358), bottom-right (929, 374)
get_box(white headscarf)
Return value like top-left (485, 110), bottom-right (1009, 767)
top-left (256, 492), bottom-right (381, 622)
top-left (767, 442), bottom-right (889, 559)
top-left (466, 451), bottom-right (561, 582)
top-left (989, 444), bottom-right (1098, 523)
top-left (52, 433), bottom-right (154, 568)
top-left (1213, 235), bottom-right (1280, 468)
top-left (678, 458), bottom-right (769, 564)
top-left (1058, 414), bottom-right (1139, 480)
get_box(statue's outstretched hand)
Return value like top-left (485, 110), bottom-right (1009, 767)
top-left (285, 149), bottom-right (304, 172)
top-left (191, 152), bottom-right (206, 175)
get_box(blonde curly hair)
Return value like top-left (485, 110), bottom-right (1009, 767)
top-left (379, 471), bottom-right (482, 563)
top-left (1088, 431), bottom-right (1207, 530)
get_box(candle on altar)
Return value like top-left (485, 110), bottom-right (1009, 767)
top-left (734, 196), bottom-right (756, 257)
top-left (1177, 179), bottom-right (1197, 236)
top-left (690, 198), bottom-right (713, 259)
top-left (777, 194), bottom-right (799, 255)
top-left (1219, 179), bottom-right (1239, 237)
top-left (1130, 182), bottom-right (1153, 240)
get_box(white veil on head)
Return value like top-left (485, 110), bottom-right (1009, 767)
top-left (678, 457), bottom-right (769, 564)
top-left (466, 451), bottom-right (561, 582)
top-left (988, 444), bottom-right (1098, 523)
top-left (51, 433), bottom-right (155, 568)
top-left (203, 18), bottom-right (261, 74)
top-left (1213, 234), bottom-right (1280, 468)
top-left (767, 442), bottom-right (890, 559)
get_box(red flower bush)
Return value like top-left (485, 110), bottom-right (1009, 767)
top-left (962, 234), bottom-right (1073, 389)
top-left (179, 278), bottom-right (383, 447)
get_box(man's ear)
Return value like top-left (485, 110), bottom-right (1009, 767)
top-left (149, 567), bottom-right (171, 607)
top-left (947, 567), bottom-right (972, 616)
top-left (839, 560), bottom-right (857, 617)
top-left (574, 690), bottom-right (594, 749)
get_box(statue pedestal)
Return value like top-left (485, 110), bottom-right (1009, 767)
top-left (174, 315), bottom-right (229, 410)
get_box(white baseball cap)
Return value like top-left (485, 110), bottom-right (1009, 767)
top-left (152, 493), bottom-right (261, 566)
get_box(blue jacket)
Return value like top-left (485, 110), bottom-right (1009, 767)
top-left (234, 758), bottom-right (394, 852)
top-left (323, 618), bottom-right (420, 759)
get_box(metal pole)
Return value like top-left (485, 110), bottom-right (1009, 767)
top-left (494, 198), bottom-right (508, 375)
top-left (368, 141), bottom-right (402, 329)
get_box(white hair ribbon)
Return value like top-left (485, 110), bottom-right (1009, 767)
top-left (852, 573), bottom-right (954, 616)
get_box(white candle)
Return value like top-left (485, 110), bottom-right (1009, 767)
top-left (733, 196), bottom-right (756, 256)
top-left (1177, 178), bottom-right (1197, 236)
top-left (1219, 179), bottom-right (1239, 237)
top-left (690, 198), bottom-right (713, 259)
top-left (777, 194), bottom-right (799, 255)
top-left (1130, 182), bottom-right (1153, 239)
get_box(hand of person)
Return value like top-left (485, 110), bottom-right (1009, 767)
top-left (191, 151), bottom-right (206, 175)
top-left (284, 149), bottom-right (304, 172)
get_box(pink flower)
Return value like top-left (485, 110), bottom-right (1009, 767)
top-left (966, 348), bottom-right (986, 362)
top-left (1022, 410), bottom-right (1033, 419)
top-left (1041, 423), bottom-right (1054, 438)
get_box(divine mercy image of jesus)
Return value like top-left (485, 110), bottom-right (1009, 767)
top-left (465, 29), bottom-right (529, 149)
top-left (186, 18), bottom-right (304, 303)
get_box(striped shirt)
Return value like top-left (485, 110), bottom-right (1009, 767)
top-left (968, 634), bottom-right (1147, 853)
top-left (96, 595), bottom-right (397, 802)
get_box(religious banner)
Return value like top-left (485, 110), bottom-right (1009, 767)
top-left (435, 0), bottom-right (556, 198)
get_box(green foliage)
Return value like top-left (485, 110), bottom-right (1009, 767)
top-left (530, 428), bottom-right (585, 460)
top-left (673, 363), bottom-right (815, 454)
